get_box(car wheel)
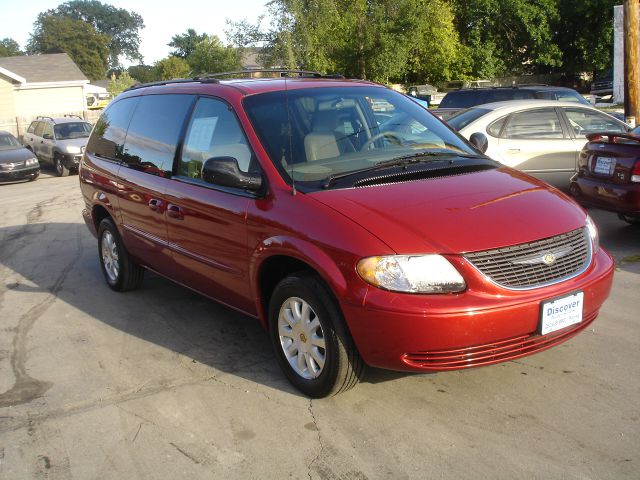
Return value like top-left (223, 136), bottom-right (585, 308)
top-left (54, 153), bottom-right (70, 177)
top-left (618, 213), bottom-right (640, 226)
top-left (98, 218), bottom-right (144, 291)
top-left (269, 273), bottom-right (364, 398)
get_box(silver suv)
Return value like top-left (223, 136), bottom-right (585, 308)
top-left (23, 116), bottom-right (92, 176)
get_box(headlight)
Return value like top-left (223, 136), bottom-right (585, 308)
top-left (25, 158), bottom-right (39, 166)
top-left (585, 214), bottom-right (599, 252)
top-left (357, 254), bottom-right (466, 293)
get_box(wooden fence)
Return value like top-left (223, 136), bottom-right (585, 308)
top-left (0, 110), bottom-right (102, 141)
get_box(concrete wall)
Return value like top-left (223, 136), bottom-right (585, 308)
top-left (15, 85), bottom-right (86, 117)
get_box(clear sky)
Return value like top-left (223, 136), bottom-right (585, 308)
top-left (3, 0), bottom-right (270, 65)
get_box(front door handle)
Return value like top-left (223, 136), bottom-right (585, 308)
top-left (167, 203), bottom-right (184, 220)
top-left (148, 198), bottom-right (164, 212)
top-left (507, 148), bottom-right (521, 153)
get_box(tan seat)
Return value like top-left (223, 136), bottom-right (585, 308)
top-left (304, 110), bottom-right (341, 161)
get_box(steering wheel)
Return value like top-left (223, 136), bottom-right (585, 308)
top-left (360, 131), bottom-right (404, 151)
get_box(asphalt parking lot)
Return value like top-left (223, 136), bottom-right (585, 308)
top-left (0, 173), bottom-right (638, 479)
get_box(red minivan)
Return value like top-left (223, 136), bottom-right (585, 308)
top-left (79, 71), bottom-right (614, 397)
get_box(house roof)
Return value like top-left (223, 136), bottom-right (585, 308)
top-left (0, 53), bottom-right (88, 83)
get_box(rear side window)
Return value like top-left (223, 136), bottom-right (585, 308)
top-left (27, 122), bottom-right (37, 134)
top-left (121, 94), bottom-right (195, 176)
top-left (34, 122), bottom-right (45, 137)
top-left (86, 97), bottom-right (139, 160)
top-left (503, 108), bottom-right (565, 139)
top-left (179, 97), bottom-right (254, 180)
top-left (563, 108), bottom-right (626, 138)
top-left (440, 91), bottom-right (488, 109)
top-left (485, 90), bottom-right (534, 102)
top-left (536, 90), bottom-right (589, 105)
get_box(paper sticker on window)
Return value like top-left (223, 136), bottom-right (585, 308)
top-left (186, 116), bottom-right (218, 152)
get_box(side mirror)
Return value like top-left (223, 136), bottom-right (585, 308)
top-left (469, 132), bottom-right (488, 154)
top-left (202, 156), bottom-right (262, 191)
top-left (43, 133), bottom-right (53, 140)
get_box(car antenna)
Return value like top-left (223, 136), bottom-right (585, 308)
top-left (284, 74), bottom-right (296, 195)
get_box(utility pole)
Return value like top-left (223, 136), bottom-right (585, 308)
top-left (624, 0), bottom-right (639, 127)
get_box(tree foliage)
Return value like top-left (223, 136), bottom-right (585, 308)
top-left (127, 64), bottom-right (157, 83)
top-left (0, 38), bottom-right (23, 57)
top-left (27, 16), bottom-right (109, 80)
top-left (169, 29), bottom-right (207, 59)
top-left (107, 71), bottom-right (136, 96)
top-left (187, 35), bottom-right (242, 75)
top-left (154, 56), bottom-right (191, 79)
top-left (35, 0), bottom-right (144, 68)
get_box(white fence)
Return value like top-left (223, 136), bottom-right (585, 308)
top-left (0, 110), bottom-right (102, 141)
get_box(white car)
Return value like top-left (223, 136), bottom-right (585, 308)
top-left (448, 100), bottom-right (628, 188)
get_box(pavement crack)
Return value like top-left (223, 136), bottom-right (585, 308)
top-left (307, 399), bottom-right (324, 480)
top-left (169, 442), bottom-right (202, 465)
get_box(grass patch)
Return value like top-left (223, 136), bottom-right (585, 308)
top-left (620, 254), bottom-right (640, 264)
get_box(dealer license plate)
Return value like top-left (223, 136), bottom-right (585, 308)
top-left (539, 291), bottom-right (584, 335)
top-left (593, 156), bottom-right (615, 175)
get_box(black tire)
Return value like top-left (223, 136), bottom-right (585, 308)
top-left (97, 218), bottom-right (144, 292)
top-left (618, 213), bottom-right (640, 226)
top-left (268, 273), bottom-right (365, 398)
top-left (54, 152), bottom-right (70, 177)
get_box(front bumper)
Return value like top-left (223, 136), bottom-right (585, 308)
top-left (0, 166), bottom-right (40, 181)
top-left (572, 176), bottom-right (640, 215)
top-left (342, 248), bottom-right (614, 372)
top-left (61, 153), bottom-right (83, 169)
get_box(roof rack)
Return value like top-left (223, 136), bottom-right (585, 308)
top-left (63, 114), bottom-right (83, 119)
top-left (125, 78), bottom-right (213, 92)
top-left (36, 116), bottom-right (54, 121)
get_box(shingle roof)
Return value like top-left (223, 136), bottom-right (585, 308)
top-left (0, 53), bottom-right (88, 83)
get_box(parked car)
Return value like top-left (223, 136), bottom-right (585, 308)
top-left (570, 130), bottom-right (640, 225)
top-left (407, 84), bottom-right (445, 106)
top-left (80, 72), bottom-right (614, 398)
top-left (448, 100), bottom-right (628, 189)
top-left (23, 116), bottom-right (92, 176)
top-left (0, 130), bottom-right (40, 182)
top-left (590, 68), bottom-right (613, 101)
top-left (435, 85), bottom-right (590, 120)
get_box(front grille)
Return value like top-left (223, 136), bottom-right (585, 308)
top-left (464, 228), bottom-right (590, 289)
top-left (403, 311), bottom-right (597, 370)
top-left (0, 161), bottom-right (24, 171)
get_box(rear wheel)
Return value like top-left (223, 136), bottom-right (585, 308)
top-left (269, 273), bottom-right (364, 398)
top-left (54, 152), bottom-right (70, 177)
top-left (618, 213), bottom-right (640, 226)
top-left (98, 218), bottom-right (144, 291)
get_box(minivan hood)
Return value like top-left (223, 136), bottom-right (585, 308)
top-left (308, 167), bottom-right (586, 254)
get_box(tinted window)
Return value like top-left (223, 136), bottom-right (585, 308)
top-left (447, 108), bottom-right (491, 131)
top-left (504, 108), bottom-right (565, 139)
top-left (440, 90), bottom-right (488, 109)
top-left (485, 90), bottom-right (534, 102)
top-left (563, 108), bottom-right (626, 137)
top-left (121, 94), bottom-right (195, 176)
top-left (179, 97), bottom-right (254, 180)
top-left (86, 97), bottom-right (139, 160)
top-left (536, 90), bottom-right (589, 105)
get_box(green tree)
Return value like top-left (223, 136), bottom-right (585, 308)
top-left (187, 35), bottom-right (242, 75)
top-left (107, 71), bottom-right (136, 96)
top-left (554, 0), bottom-right (617, 76)
top-left (451, 0), bottom-right (562, 77)
top-left (154, 56), bottom-right (191, 79)
top-left (27, 16), bottom-right (110, 80)
top-left (168, 29), bottom-right (207, 59)
top-left (36, 0), bottom-right (144, 68)
top-left (127, 64), bottom-right (157, 83)
top-left (0, 38), bottom-right (23, 57)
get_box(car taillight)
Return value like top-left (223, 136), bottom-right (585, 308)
top-left (632, 161), bottom-right (640, 183)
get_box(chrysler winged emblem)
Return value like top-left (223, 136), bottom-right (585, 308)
top-left (511, 247), bottom-right (572, 266)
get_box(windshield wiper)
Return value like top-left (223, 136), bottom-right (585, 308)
top-left (322, 151), bottom-right (484, 188)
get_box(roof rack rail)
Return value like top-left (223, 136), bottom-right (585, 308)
top-left (124, 78), bottom-right (214, 92)
top-left (64, 114), bottom-right (83, 119)
top-left (36, 116), bottom-right (54, 121)
top-left (514, 83), bottom-right (548, 87)
top-left (195, 69), bottom-right (325, 79)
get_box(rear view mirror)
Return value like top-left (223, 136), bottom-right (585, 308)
top-left (202, 157), bottom-right (262, 191)
top-left (469, 132), bottom-right (488, 154)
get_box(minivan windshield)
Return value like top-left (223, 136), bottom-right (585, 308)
top-left (243, 86), bottom-right (476, 185)
top-left (54, 122), bottom-right (92, 140)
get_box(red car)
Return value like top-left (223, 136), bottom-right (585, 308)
top-left (570, 130), bottom-right (640, 225)
top-left (79, 71), bottom-right (614, 397)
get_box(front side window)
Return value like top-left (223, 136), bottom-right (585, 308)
top-left (179, 97), bottom-right (254, 181)
top-left (243, 86), bottom-right (477, 187)
top-left (563, 108), bottom-right (626, 138)
top-left (503, 108), bottom-right (565, 139)
top-left (121, 94), bottom-right (195, 176)
top-left (41, 123), bottom-right (53, 139)
top-left (86, 97), bottom-right (139, 160)
top-left (54, 122), bottom-right (91, 140)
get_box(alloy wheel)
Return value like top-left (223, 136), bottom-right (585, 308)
top-left (101, 230), bottom-right (120, 283)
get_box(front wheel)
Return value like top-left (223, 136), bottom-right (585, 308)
top-left (269, 273), bottom-right (365, 398)
top-left (98, 218), bottom-right (144, 291)
top-left (54, 153), bottom-right (70, 177)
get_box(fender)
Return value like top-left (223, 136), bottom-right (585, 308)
top-left (249, 235), bottom-right (354, 327)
